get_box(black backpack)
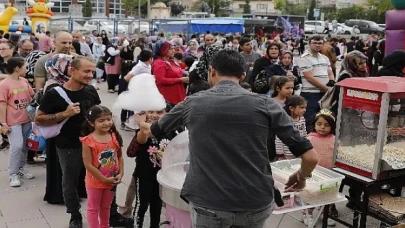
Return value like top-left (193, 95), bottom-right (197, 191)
top-left (253, 69), bottom-right (269, 94)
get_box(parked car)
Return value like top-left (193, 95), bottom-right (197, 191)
top-left (305, 21), bottom-right (326, 34)
top-left (337, 23), bottom-right (360, 35)
top-left (49, 20), bottom-right (90, 35)
top-left (119, 21), bottom-right (150, 34)
top-left (344, 19), bottom-right (384, 34)
top-left (378, 24), bottom-right (386, 29)
top-left (83, 20), bottom-right (126, 35)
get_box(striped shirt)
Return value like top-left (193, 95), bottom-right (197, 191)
top-left (298, 51), bottom-right (331, 93)
top-left (275, 117), bottom-right (307, 158)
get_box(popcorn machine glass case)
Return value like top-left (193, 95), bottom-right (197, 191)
top-left (334, 77), bottom-right (405, 180)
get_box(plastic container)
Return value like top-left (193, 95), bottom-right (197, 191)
top-left (273, 181), bottom-right (302, 210)
top-left (271, 159), bottom-right (345, 205)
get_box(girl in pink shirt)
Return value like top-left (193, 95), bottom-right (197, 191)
top-left (303, 109), bottom-right (337, 226)
top-left (0, 57), bottom-right (35, 187)
top-left (80, 105), bottom-right (124, 228)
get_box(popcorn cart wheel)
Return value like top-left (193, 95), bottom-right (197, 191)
top-left (334, 76), bottom-right (405, 180)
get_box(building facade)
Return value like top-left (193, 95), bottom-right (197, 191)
top-left (231, 0), bottom-right (277, 14)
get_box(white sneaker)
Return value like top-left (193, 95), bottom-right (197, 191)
top-left (18, 168), bottom-right (34, 179)
top-left (39, 153), bottom-right (47, 159)
top-left (303, 214), bottom-right (316, 227)
top-left (9, 174), bottom-right (21, 187)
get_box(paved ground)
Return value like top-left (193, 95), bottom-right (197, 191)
top-left (0, 81), bottom-right (383, 228)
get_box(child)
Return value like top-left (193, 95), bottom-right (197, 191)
top-left (271, 76), bottom-right (295, 106)
top-left (303, 109), bottom-right (337, 226)
top-left (80, 105), bottom-right (124, 228)
top-left (275, 95), bottom-right (307, 160)
top-left (0, 57), bottom-right (35, 187)
top-left (188, 80), bottom-right (210, 95)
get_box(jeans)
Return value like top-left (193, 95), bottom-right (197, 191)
top-left (87, 186), bottom-right (115, 228)
top-left (8, 122), bottom-right (31, 175)
top-left (301, 92), bottom-right (324, 133)
top-left (190, 203), bottom-right (274, 228)
top-left (57, 147), bottom-right (84, 213)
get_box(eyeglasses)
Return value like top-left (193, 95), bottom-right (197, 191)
top-left (311, 42), bottom-right (324, 45)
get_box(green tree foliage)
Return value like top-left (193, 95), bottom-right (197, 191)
top-left (320, 6), bottom-right (337, 20)
top-left (197, 1), bottom-right (211, 13)
top-left (274, 0), bottom-right (286, 11)
top-left (82, 0), bottom-right (93, 17)
top-left (122, 0), bottom-right (171, 17)
top-left (206, 0), bottom-right (230, 16)
top-left (368, 0), bottom-right (393, 14)
top-left (169, 2), bottom-right (186, 16)
top-left (243, 0), bottom-right (251, 14)
top-left (336, 5), bottom-right (366, 22)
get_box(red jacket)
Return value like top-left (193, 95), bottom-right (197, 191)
top-left (152, 58), bottom-right (186, 105)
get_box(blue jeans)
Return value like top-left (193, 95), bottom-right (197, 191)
top-left (190, 203), bottom-right (274, 228)
top-left (300, 92), bottom-right (324, 133)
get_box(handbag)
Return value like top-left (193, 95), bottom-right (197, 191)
top-left (319, 87), bottom-right (336, 110)
top-left (26, 129), bottom-right (46, 151)
top-left (126, 135), bottom-right (140, 158)
top-left (32, 86), bottom-right (73, 139)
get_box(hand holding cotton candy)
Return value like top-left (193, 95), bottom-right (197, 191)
top-left (113, 73), bottom-right (167, 114)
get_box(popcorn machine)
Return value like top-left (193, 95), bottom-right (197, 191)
top-left (334, 76), bottom-right (405, 180)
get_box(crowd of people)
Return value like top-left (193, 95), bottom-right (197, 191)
top-left (0, 26), bottom-right (402, 228)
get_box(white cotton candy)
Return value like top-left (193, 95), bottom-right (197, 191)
top-left (113, 73), bottom-right (166, 113)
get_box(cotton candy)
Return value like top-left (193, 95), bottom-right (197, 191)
top-left (113, 73), bottom-right (166, 114)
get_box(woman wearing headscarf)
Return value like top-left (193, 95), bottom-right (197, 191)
top-left (93, 37), bottom-right (106, 83)
top-left (250, 42), bottom-right (281, 93)
top-left (265, 50), bottom-right (300, 95)
top-left (188, 45), bottom-right (222, 87)
top-left (43, 54), bottom-right (87, 205)
top-left (184, 40), bottom-right (199, 60)
top-left (371, 40), bottom-right (385, 76)
top-left (171, 37), bottom-right (185, 54)
top-left (375, 50), bottom-right (405, 77)
top-left (71, 41), bottom-right (83, 56)
top-left (104, 37), bottom-right (122, 93)
top-left (152, 40), bottom-right (188, 105)
top-left (331, 51), bottom-right (368, 114)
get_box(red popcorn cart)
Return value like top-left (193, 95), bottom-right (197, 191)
top-left (334, 76), bottom-right (405, 180)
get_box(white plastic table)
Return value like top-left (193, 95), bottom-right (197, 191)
top-left (272, 194), bottom-right (347, 228)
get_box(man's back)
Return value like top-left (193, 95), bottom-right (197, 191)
top-left (177, 81), bottom-right (311, 211)
top-left (38, 36), bottom-right (51, 52)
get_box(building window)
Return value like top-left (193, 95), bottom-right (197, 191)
top-left (238, 4), bottom-right (245, 8)
top-left (257, 4), bottom-right (267, 10)
top-left (61, 7), bottom-right (69, 12)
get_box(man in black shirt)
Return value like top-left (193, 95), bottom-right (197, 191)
top-left (140, 50), bottom-right (319, 227)
top-left (35, 56), bottom-right (100, 228)
top-left (346, 36), bottom-right (356, 53)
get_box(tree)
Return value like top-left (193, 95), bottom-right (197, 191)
top-left (368, 0), bottom-right (393, 15)
top-left (122, 0), bottom-right (171, 17)
top-left (274, 0), bottom-right (286, 12)
top-left (169, 2), bottom-right (185, 17)
top-left (337, 5), bottom-right (366, 22)
top-left (82, 0), bottom-right (93, 17)
top-left (243, 0), bottom-right (251, 14)
top-left (285, 3), bottom-right (307, 16)
top-left (205, 0), bottom-right (230, 16)
top-left (320, 6), bottom-right (337, 20)
top-left (197, 1), bottom-right (211, 13)
top-left (308, 0), bottom-right (316, 20)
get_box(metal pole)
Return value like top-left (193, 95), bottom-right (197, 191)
top-left (147, 0), bottom-right (151, 19)
top-left (138, 0), bottom-right (141, 37)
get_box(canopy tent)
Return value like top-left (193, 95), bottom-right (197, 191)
top-left (190, 18), bottom-right (245, 34)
